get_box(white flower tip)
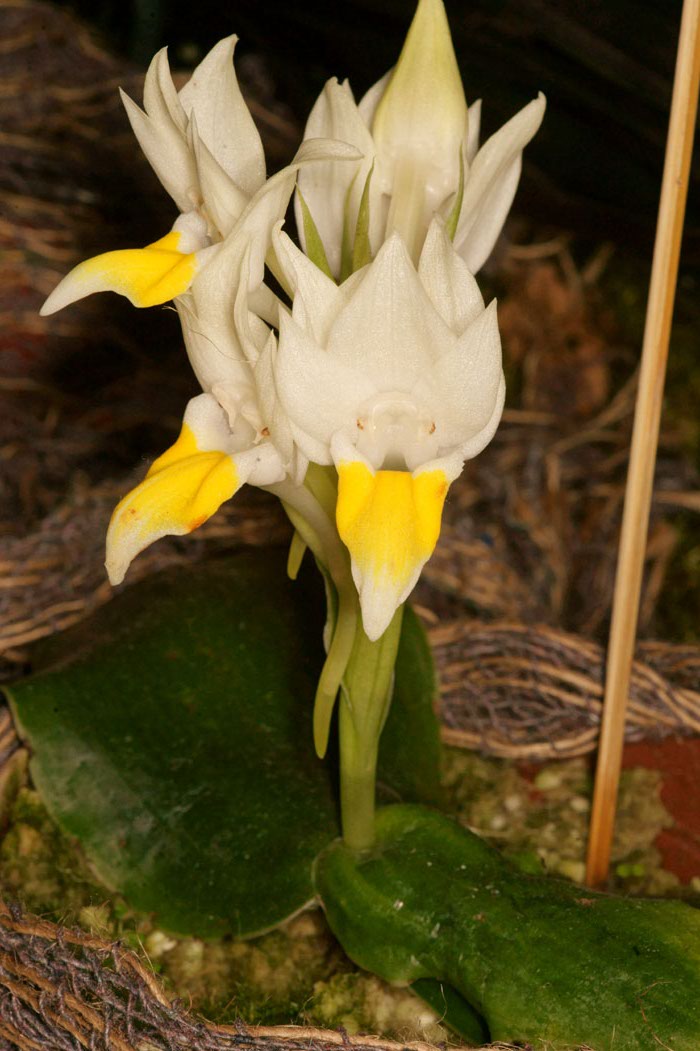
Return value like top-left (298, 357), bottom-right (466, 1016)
top-left (220, 33), bottom-right (238, 51)
top-left (211, 34), bottom-right (238, 60)
top-left (40, 278), bottom-right (80, 317)
top-left (373, 0), bottom-right (466, 151)
top-left (119, 86), bottom-right (149, 131)
top-left (358, 595), bottom-right (392, 643)
top-left (143, 46), bottom-right (169, 90)
top-left (39, 291), bottom-right (59, 317)
top-left (118, 84), bottom-right (139, 111)
top-left (105, 557), bottom-right (127, 588)
top-left (530, 91), bottom-right (547, 125)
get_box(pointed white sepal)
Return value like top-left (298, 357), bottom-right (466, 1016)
top-left (178, 35), bottom-right (266, 197)
top-left (454, 93), bottom-right (547, 273)
top-left (294, 79), bottom-right (375, 278)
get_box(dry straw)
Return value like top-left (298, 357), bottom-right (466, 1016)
top-left (586, 0), bottom-right (700, 886)
top-left (0, 900), bottom-right (524, 1051)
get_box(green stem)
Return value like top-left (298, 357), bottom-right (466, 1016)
top-left (314, 587), bottom-right (358, 758)
top-left (339, 605), bottom-right (404, 852)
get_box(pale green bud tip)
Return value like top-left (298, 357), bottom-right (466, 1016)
top-left (372, 0), bottom-right (467, 157)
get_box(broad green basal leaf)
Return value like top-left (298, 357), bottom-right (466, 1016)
top-left (5, 552), bottom-right (334, 939)
top-left (5, 550), bottom-right (442, 939)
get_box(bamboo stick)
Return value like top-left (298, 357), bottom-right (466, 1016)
top-left (586, 0), bottom-right (700, 887)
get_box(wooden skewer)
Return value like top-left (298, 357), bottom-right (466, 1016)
top-left (586, 0), bottom-right (700, 887)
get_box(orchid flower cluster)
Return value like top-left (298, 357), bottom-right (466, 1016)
top-left (42, 0), bottom-right (544, 849)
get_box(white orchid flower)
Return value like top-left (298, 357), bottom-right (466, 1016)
top-left (39, 37), bottom-right (274, 318)
top-left (120, 36), bottom-right (265, 236)
top-left (40, 137), bottom-right (360, 317)
top-left (40, 142), bottom-right (362, 587)
top-left (268, 219), bottom-right (504, 640)
top-left (296, 0), bottom-right (545, 276)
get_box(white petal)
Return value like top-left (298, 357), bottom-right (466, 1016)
top-left (371, 0), bottom-right (466, 178)
top-left (178, 36), bottom-right (266, 196)
top-left (235, 440), bottom-right (286, 487)
top-left (454, 93), bottom-right (546, 273)
top-left (418, 300), bottom-right (503, 448)
top-left (120, 86), bottom-right (196, 213)
top-left (418, 218), bottom-right (484, 335)
top-left (183, 390), bottom-right (237, 448)
top-left (249, 282), bottom-right (281, 329)
top-left (292, 135), bottom-right (364, 167)
top-left (234, 138), bottom-right (362, 293)
top-left (327, 234), bottom-right (452, 387)
top-left (275, 312), bottom-right (376, 458)
top-left (358, 69), bottom-right (392, 127)
top-left (190, 114), bottom-right (249, 238)
top-left (176, 296), bottom-right (250, 393)
top-left (371, 0), bottom-right (467, 259)
top-left (144, 47), bottom-right (187, 133)
top-left (295, 79), bottom-right (375, 278)
top-left (458, 372), bottom-right (505, 460)
top-left (191, 161), bottom-right (299, 327)
top-left (274, 229), bottom-right (343, 345)
top-left (236, 168), bottom-right (297, 289)
top-left (233, 244), bottom-right (271, 363)
top-left (171, 209), bottom-right (210, 253)
top-left (254, 331), bottom-right (295, 466)
top-left (189, 238), bottom-right (246, 332)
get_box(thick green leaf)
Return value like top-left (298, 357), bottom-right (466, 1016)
top-left (5, 551), bottom-right (442, 939)
top-left (317, 804), bottom-right (700, 1051)
top-left (6, 552), bottom-right (335, 939)
top-left (412, 978), bottom-right (490, 1046)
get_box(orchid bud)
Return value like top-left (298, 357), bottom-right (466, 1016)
top-left (372, 0), bottom-right (468, 260)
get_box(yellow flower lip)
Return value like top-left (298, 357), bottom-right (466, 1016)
top-left (40, 230), bottom-right (199, 316)
top-left (335, 459), bottom-right (449, 640)
top-left (106, 414), bottom-right (240, 586)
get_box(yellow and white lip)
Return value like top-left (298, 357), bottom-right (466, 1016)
top-left (40, 228), bottom-right (203, 316)
top-left (106, 393), bottom-right (240, 586)
top-left (334, 455), bottom-right (452, 640)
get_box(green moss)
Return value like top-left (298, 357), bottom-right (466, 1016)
top-left (442, 749), bottom-right (678, 896)
top-left (0, 787), bottom-right (114, 920)
top-left (148, 910), bottom-right (348, 1024)
top-left (308, 971), bottom-right (448, 1043)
